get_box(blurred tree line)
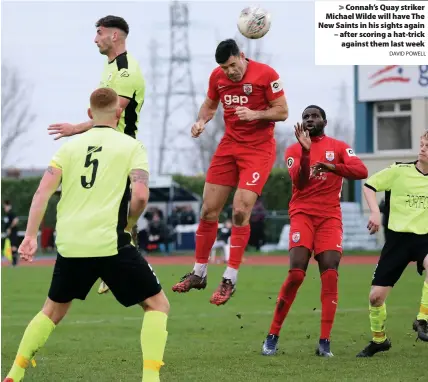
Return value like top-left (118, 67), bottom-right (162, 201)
top-left (1, 168), bottom-right (292, 229)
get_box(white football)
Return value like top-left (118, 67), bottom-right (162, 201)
top-left (237, 7), bottom-right (271, 39)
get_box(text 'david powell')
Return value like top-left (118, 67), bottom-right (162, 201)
top-left (315, 1), bottom-right (428, 65)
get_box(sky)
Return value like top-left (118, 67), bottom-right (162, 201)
top-left (1, 0), bottom-right (354, 173)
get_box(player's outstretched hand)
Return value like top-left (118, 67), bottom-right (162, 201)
top-left (18, 236), bottom-right (37, 262)
top-left (48, 123), bottom-right (76, 140)
top-left (235, 106), bottom-right (256, 121)
top-left (191, 120), bottom-right (205, 138)
top-left (311, 162), bottom-right (336, 176)
top-left (367, 212), bottom-right (381, 235)
top-left (294, 123), bottom-right (311, 151)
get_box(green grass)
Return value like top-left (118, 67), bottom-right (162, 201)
top-left (2, 264), bottom-right (427, 381)
top-left (34, 249), bottom-right (382, 257)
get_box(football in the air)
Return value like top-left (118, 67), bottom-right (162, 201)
top-left (237, 7), bottom-right (271, 39)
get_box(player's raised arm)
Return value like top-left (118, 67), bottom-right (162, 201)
top-left (48, 120), bottom-right (93, 140)
top-left (192, 71), bottom-right (220, 138)
top-left (19, 163), bottom-right (62, 261)
top-left (48, 93), bottom-right (131, 140)
top-left (127, 144), bottom-right (150, 230)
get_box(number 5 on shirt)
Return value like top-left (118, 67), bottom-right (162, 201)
top-left (81, 146), bottom-right (103, 189)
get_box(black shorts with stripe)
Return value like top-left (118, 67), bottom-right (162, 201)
top-left (372, 230), bottom-right (428, 287)
top-left (48, 245), bottom-right (162, 307)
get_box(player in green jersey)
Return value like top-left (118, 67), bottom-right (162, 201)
top-left (356, 131), bottom-right (428, 358)
top-left (47, 15), bottom-right (146, 294)
top-left (48, 15), bottom-right (145, 139)
top-left (3, 89), bottom-right (168, 382)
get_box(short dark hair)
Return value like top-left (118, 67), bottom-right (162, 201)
top-left (3, 200), bottom-right (11, 206)
top-left (96, 15), bottom-right (129, 35)
top-left (304, 105), bottom-right (327, 120)
top-left (215, 39), bottom-right (240, 64)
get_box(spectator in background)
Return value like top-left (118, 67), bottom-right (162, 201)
top-left (137, 213), bottom-right (149, 253)
top-left (249, 197), bottom-right (266, 251)
top-left (210, 219), bottom-right (232, 263)
top-left (168, 207), bottom-right (180, 227)
top-left (148, 212), bottom-right (169, 253)
top-left (180, 205), bottom-right (196, 225)
top-left (3, 200), bottom-right (19, 266)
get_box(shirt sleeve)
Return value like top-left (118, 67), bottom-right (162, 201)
top-left (285, 145), bottom-right (310, 190)
top-left (130, 142), bottom-right (150, 174)
top-left (334, 142), bottom-right (368, 180)
top-left (207, 70), bottom-right (220, 101)
top-left (264, 66), bottom-right (285, 102)
top-left (50, 144), bottom-right (67, 170)
top-left (115, 68), bottom-right (138, 99)
top-left (365, 164), bottom-right (398, 192)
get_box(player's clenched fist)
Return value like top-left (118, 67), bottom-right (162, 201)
top-left (191, 120), bottom-right (205, 138)
top-left (48, 123), bottom-right (76, 140)
top-left (294, 122), bottom-right (311, 151)
top-left (367, 211), bottom-right (381, 235)
top-left (235, 106), bottom-right (257, 121)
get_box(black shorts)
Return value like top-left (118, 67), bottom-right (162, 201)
top-left (48, 245), bottom-right (162, 307)
top-left (372, 231), bottom-right (428, 287)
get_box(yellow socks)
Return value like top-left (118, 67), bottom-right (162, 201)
top-left (141, 311), bottom-right (168, 382)
top-left (417, 281), bottom-right (428, 321)
top-left (370, 304), bottom-right (387, 344)
top-left (7, 311), bottom-right (56, 381)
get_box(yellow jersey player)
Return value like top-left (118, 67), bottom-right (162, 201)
top-left (356, 131), bottom-right (428, 357)
top-left (4, 88), bottom-right (169, 382)
top-left (48, 15), bottom-right (145, 139)
top-left (48, 15), bottom-right (146, 294)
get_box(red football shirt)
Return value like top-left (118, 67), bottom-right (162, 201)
top-left (285, 135), bottom-right (368, 219)
top-left (207, 59), bottom-right (284, 146)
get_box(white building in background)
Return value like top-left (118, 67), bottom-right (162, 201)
top-left (353, 65), bottom-right (428, 240)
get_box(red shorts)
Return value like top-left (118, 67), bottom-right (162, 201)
top-left (289, 213), bottom-right (343, 256)
top-left (206, 138), bottom-right (275, 196)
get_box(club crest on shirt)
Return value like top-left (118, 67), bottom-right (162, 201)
top-left (292, 232), bottom-right (300, 243)
top-left (325, 151), bottom-right (335, 161)
top-left (243, 83), bottom-right (252, 95)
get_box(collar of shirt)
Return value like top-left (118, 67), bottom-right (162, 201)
top-left (310, 134), bottom-right (326, 142)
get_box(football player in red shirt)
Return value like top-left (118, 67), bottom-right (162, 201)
top-left (172, 39), bottom-right (288, 305)
top-left (261, 105), bottom-right (368, 357)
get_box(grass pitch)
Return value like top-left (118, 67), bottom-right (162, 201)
top-left (2, 260), bottom-right (427, 381)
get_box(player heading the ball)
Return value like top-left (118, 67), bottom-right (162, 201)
top-left (172, 38), bottom-right (288, 306)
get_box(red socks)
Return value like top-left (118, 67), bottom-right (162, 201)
top-left (320, 269), bottom-right (339, 340)
top-left (195, 219), bottom-right (218, 264)
top-left (269, 269), bottom-right (306, 336)
top-left (268, 268), bottom-right (338, 339)
top-left (227, 225), bottom-right (251, 269)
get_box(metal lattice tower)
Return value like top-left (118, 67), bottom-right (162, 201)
top-left (332, 81), bottom-right (353, 144)
top-left (158, 1), bottom-right (198, 175)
